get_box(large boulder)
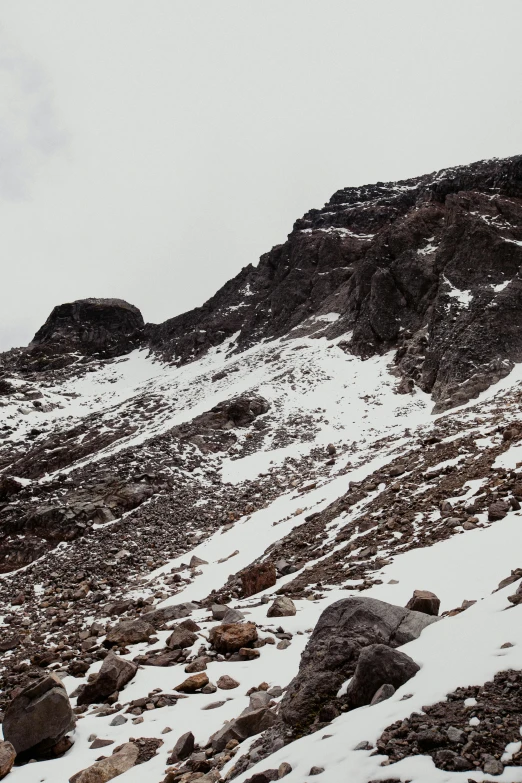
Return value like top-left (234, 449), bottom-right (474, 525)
top-left (3, 674), bottom-right (76, 757)
top-left (242, 563), bottom-right (277, 597)
top-left (210, 708), bottom-right (278, 752)
top-left (280, 596), bottom-right (437, 732)
top-left (69, 741), bottom-right (139, 783)
top-left (103, 617), bottom-right (155, 647)
top-left (209, 622), bottom-right (258, 653)
top-left (346, 644), bottom-right (420, 707)
top-left (77, 652), bottom-right (137, 705)
top-left (405, 589), bottom-right (440, 616)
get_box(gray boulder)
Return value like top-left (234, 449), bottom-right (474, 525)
top-left (69, 741), bottom-right (139, 782)
top-left (141, 602), bottom-right (198, 628)
top-left (77, 652), bottom-right (137, 705)
top-left (346, 644), bottom-right (419, 707)
top-left (210, 707), bottom-right (277, 752)
top-left (267, 597), bottom-right (296, 618)
top-left (103, 617), bottom-right (155, 647)
top-left (280, 596), bottom-right (437, 731)
top-left (3, 674), bottom-right (76, 756)
top-left (166, 626), bottom-right (197, 649)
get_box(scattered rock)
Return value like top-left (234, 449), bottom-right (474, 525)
top-left (103, 618), bottom-right (155, 647)
top-left (217, 675), bottom-right (240, 690)
top-left (174, 673), bottom-right (209, 693)
top-left (69, 741), bottom-right (139, 783)
top-left (267, 597), bottom-right (296, 618)
top-left (77, 653), bottom-right (137, 705)
top-left (405, 589), bottom-right (440, 616)
top-left (242, 563), bottom-right (277, 597)
top-left (0, 742), bottom-right (16, 779)
top-left (209, 622), bottom-right (258, 653)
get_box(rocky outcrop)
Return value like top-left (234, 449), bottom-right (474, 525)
top-left (3, 673), bottom-right (75, 758)
top-left (279, 596), bottom-right (437, 733)
top-left (147, 155), bottom-right (522, 411)
top-left (31, 298), bottom-right (144, 361)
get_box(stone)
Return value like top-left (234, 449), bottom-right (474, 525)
top-left (446, 726), bottom-right (464, 743)
top-left (221, 607), bottom-right (245, 624)
top-left (483, 755), bottom-right (504, 775)
top-left (241, 563), bottom-right (277, 597)
top-left (347, 645), bottom-right (419, 708)
top-left (69, 741), bottom-right (139, 783)
top-left (166, 626), bottom-right (197, 649)
top-left (370, 683), bottom-right (396, 705)
top-left (0, 742), bottom-right (16, 779)
top-left (240, 647), bottom-right (260, 660)
top-left (210, 707), bottom-right (278, 752)
top-left (168, 731), bottom-right (194, 762)
top-left (103, 618), bottom-right (155, 647)
top-left (109, 715), bottom-right (127, 727)
top-left (77, 653), bottom-right (137, 705)
top-left (211, 604), bottom-right (228, 620)
top-left (488, 500), bottom-right (510, 521)
top-left (309, 767), bottom-right (324, 775)
top-left (280, 596), bottom-right (437, 731)
top-left (278, 762), bottom-right (292, 778)
top-left (189, 555), bottom-right (208, 568)
top-left (141, 602), bottom-right (197, 628)
top-left (267, 597), bottom-right (296, 618)
top-left (209, 622), bottom-right (258, 653)
top-left (244, 772), bottom-right (278, 783)
top-left (3, 673), bottom-right (76, 757)
top-left (90, 739), bottom-right (114, 749)
top-left (185, 656), bottom-right (210, 673)
top-left (217, 675), bottom-right (240, 690)
top-left (405, 589), bottom-right (440, 616)
top-left (174, 672), bottom-right (209, 693)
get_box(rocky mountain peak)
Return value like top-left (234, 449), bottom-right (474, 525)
top-left (30, 297), bottom-right (144, 361)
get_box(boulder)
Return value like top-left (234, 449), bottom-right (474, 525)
top-left (242, 563), bottom-right (277, 597)
top-left (103, 618), bottom-right (155, 647)
top-left (221, 608), bottom-right (245, 624)
top-left (174, 672), bottom-right (209, 693)
top-left (166, 626), bottom-right (197, 649)
top-left (405, 590), bottom-right (440, 616)
top-left (141, 602), bottom-right (197, 628)
top-left (211, 707), bottom-right (278, 752)
top-left (209, 622), bottom-right (258, 653)
top-left (77, 653), bottom-right (137, 705)
top-left (168, 731), bottom-right (194, 762)
top-left (267, 597), bottom-right (296, 617)
top-left (370, 683), bottom-right (396, 705)
top-left (488, 500), bottom-right (510, 521)
top-left (3, 674), bottom-right (75, 756)
top-left (0, 741), bottom-right (16, 778)
top-left (211, 604), bottom-right (228, 620)
top-left (346, 644), bottom-right (419, 707)
top-left (69, 741), bottom-right (139, 783)
top-left (217, 675), bottom-right (240, 690)
top-left (280, 596), bottom-right (437, 731)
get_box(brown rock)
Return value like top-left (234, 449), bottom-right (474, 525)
top-left (103, 618), bottom-right (155, 647)
top-left (267, 596), bottom-right (296, 618)
top-left (166, 626), bottom-right (197, 650)
top-left (209, 622), bottom-right (258, 653)
top-left (241, 563), bottom-right (277, 598)
top-left (174, 672), bottom-right (209, 693)
top-left (167, 731), bottom-right (194, 763)
top-left (217, 675), bottom-right (240, 690)
top-left (488, 500), bottom-right (510, 521)
top-left (405, 590), bottom-right (440, 616)
top-left (69, 742), bottom-right (139, 783)
top-left (0, 741), bottom-right (16, 779)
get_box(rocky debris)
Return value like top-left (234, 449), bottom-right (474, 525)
top-left (377, 668), bottom-right (522, 773)
top-left (209, 622), bottom-right (258, 653)
top-left (0, 742), bottom-right (16, 779)
top-left (77, 653), bottom-right (137, 705)
top-left (242, 563), bottom-right (277, 598)
top-left (405, 589), bottom-right (440, 616)
top-left (266, 597), bottom-right (296, 617)
top-left (488, 500), bottom-right (510, 521)
top-left (103, 618), bottom-right (155, 647)
top-left (142, 602), bottom-right (197, 628)
top-left (280, 597), bottom-right (437, 733)
top-left (221, 608), bottom-right (245, 624)
top-left (174, 672), bottom-right (209, 693)
top-left (345, 645), bottom-right (420, 708)
top-left (3, 673), bottom-right (75, 758)
top-left (211, 707), bottom-right (278, 752)
top-left (69, 741), bottom-right (139, 783)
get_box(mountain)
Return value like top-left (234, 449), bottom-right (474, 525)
top-left (1, 155), bottom-right (522, 782)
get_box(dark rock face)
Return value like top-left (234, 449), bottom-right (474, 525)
top-left (147, 155), bottom-right (522, 411)
top-left (31, 298), bottom-right (144, 361)
top-left (346, 644), bottom-right (420, 708)
top-left (76, 652), bottom-right (137, 705)
top-left (279, 596), bottom-right (437, 733)
top-left (3, 673), bottom-right (75, 757)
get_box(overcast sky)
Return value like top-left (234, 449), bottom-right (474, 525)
top-left (1, 1), bottom-right (521, 350)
